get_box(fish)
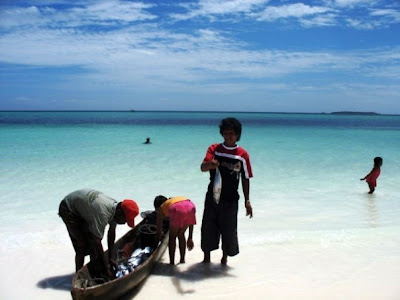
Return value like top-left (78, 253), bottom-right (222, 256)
top-left (115, 263), bottom-right (129, 278)
top-left (115, 270), bottom-right (124, 278)
top-left (115, 246), bottom-right (155, 278)
top-left (130, 248), bottom-right (142, 258)
top-left (213, 167), bottom-right (222, 204)
top-left (128, 257), bottom-right (142, 267)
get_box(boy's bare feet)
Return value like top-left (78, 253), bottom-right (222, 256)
top-left (221, 253), bottom-right (227, 265)
top-left (203, 252), bottom-right (210, 263)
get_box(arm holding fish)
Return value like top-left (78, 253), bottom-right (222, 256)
top-left (187, 225), bottom-right (194, 250)
top-left (201, 146), bottom-right (219, 172)
top-left (201, 159), bottom-right (219, 172)
top-left (242, 174), bottom-right (252, 218)
top-left (107, 222), bottom-right (118, 272)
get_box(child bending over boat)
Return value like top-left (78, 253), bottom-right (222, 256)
top-left (154, 195), bottom-right (196, 265)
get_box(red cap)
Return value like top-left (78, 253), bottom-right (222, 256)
top-left (121, 199), bottom-right (139, 228)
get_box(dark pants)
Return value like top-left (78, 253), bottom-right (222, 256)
top-left (201, 195), bottom-right (239, 256)
top-left (58, 200), bottom-right (92, 256)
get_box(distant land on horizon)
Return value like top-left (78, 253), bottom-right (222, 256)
top-left (329, 111), bottom-right (381, 116)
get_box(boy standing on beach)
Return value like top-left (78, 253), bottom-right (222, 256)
top-left (200, 118), bottom-right (253, 265)
top-left (58, 189), bottom-right (139, 277)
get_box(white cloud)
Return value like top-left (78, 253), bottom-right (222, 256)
top-left (345, 9), bottom-right (400, 29)
top-left (343, 6), bottom-right (400, 29)
top-left (364, 65), bottom-right (400, 80)
top-left (2, 16), bottom-right (398, 88)
top-left (0, 1), bottom-right (157, 30)
top-left (0, 0), bottom-right (399, 111)
top-left (345, 18), bottom-right (375, 29)
top-left (332, 0), bottom-right (374, 8)
top-left (300, 13), bottom-right (337, 27)
top-left (254, 3), bottom-right (332, 22)
top-left (0, 6), bottom-right (43, 28)
top-left (70, 1), bottom-right (156, 23)
top-left (370, 8), bottom-right (400, 22)
top-left (196, 0), bottom-right (268, 14)
top-left (171, 0), bottom-right (269, 20)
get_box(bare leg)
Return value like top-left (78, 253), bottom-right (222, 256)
top-left (178, 226), bottom-right (188, 263)
top-left (169, 226), bottom-right (179, 265)
top-left (221, 251), bottom-right (227, 265)
top-left (75, 253), bottom-right (85, 272)
top-left (368, 183), bottom-right (375, 194)
top-left (203, 251), bottom-right (210, 263)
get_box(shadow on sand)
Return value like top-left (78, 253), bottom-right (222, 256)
top-left (36, 262), bottom-right (234, 298)
top-left (37, 273), bottom-right (74, 291)
top-left (120, 261), bottom-right (235, 298)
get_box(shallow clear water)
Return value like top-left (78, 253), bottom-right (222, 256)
top-left (1, 111), bottom-right (399, 252)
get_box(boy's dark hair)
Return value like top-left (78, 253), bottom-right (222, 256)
top-left (219, 117), bottom-right (242, 141)
top-left (374, 157), bottom-right (383, 165)
top-left (154, 195), bottom-right (168, 209)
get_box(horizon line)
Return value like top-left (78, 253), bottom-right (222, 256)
top-left (1, 110), bottom-right (399, 116)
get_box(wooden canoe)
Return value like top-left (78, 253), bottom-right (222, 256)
top-left (71, 216), bottom-right (169, 300)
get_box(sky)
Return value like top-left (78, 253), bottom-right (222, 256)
top-left (0, 0), bottom-right (399, 113)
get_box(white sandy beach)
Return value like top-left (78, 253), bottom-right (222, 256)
top-left (1, 222), bottom-right (399, 300)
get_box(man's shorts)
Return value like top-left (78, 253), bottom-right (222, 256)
top-left (58, 200), bottom-right (92, 256)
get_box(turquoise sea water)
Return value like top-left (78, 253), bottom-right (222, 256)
top-left (1, 111), bottom-right (400, 299)
top-left (1, 110), bottom-right (400, 296)
top-left (1, 111), bottom-right (400, 246)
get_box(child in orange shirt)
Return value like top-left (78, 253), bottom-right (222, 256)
top-left (154, 195), bottom-right (196, 265)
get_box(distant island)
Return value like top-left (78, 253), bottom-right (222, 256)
top-left (329, 111), bottom-right (381, 116)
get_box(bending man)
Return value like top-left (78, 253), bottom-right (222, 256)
top-left (58, 188), bottom-right (139, 278)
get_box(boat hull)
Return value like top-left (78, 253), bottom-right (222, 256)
top-left (71, 220), bottom-right (168, 300)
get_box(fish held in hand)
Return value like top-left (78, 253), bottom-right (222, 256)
top-left (213, 167), bottom-right (222, 204)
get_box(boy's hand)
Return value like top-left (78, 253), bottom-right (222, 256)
top-left (245, 201), bottom-right (253, 218)
top-left (201, 159), bottom-right (219, 171)
top-left (187, 238), bottom-right (194, 251)
top-left (208, 159), bottom-right (219, 169)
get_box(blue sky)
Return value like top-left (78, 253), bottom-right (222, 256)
top-left (0, 0), bottom-right (399, 113)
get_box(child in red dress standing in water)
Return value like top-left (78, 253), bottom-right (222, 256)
top-left (361, 157), bottom-right (383, 194)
